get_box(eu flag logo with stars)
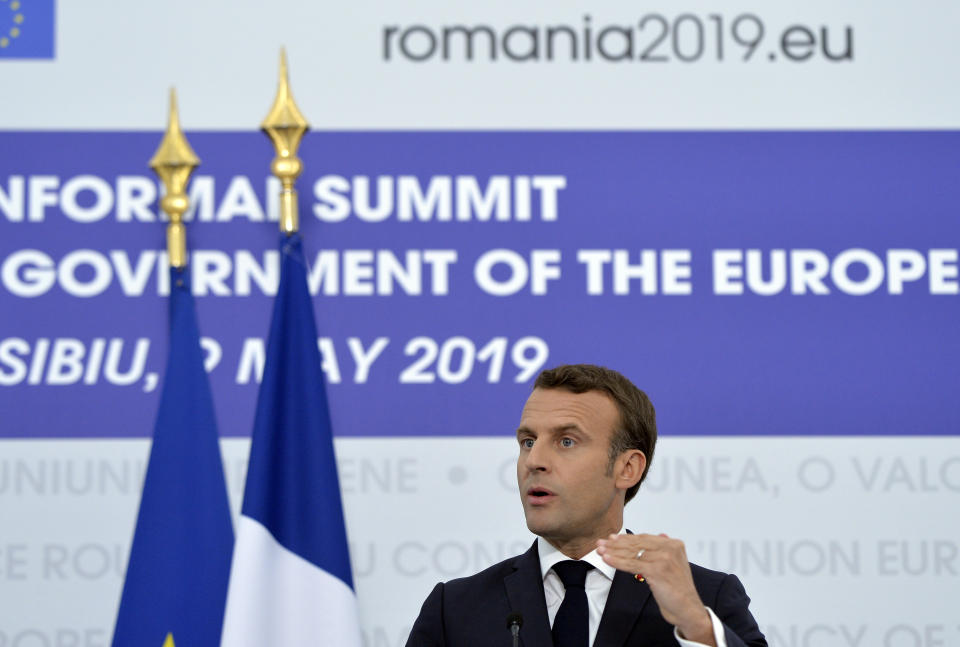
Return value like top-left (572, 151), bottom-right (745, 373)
top-left (0, 0), bottom-right (54, 59)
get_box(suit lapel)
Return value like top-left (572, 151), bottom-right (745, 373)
top-left (592, 569), bottom-right (653, 647)
top-left (504, 541), bottom-right (553, 647)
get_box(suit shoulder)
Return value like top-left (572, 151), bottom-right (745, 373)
top-left (689, 561), bottom-right (753, 608)
top-left (689, 561), bottom-right (732, 602)
top-left (408, 554), bottom-right (529, 646)
top-left (689, 560), bottom-right (730, 585)
top-left (441, 553), bottom-right (519, 595)
top-left (688, 563), bottom-right (765, 644)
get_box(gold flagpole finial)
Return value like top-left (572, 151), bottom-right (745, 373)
top-left (150, 88), bottom-right (200, 268)
top-left (262, 47), bottom-right (309, 234)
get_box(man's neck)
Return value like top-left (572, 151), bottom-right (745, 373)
top-left (543, 522), bottom-right (623, 560)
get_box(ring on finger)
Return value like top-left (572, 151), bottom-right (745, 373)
top-left (636, 549), bottom-right (645, 559)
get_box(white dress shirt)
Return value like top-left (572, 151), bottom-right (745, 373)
top-left (537, 530), bottom-right (728, 647)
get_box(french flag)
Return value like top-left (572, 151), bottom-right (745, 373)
top-left (221, 234), bottom-right (362, 646)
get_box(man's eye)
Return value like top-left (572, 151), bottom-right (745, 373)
top-left (560, 438), bottom-right (575, 448)
top-left (520, 438), bottom-right (535, 448)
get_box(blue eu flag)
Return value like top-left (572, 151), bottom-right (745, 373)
top-left (112, 267), bottom-right (234, 647)
top-left (0, 0), bottom-right (55, 59)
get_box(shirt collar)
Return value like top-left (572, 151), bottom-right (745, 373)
top-left (537, 526), bottom-right (625, 582)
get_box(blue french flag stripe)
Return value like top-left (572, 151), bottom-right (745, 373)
top-left (220, 234), bottom-right (361, 646)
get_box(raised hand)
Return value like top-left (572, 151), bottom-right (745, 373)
top-left (597, 533), bottom-right (715, 646)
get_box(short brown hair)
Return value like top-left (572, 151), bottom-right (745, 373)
top-left (533, 364), bottom-right (656, 503)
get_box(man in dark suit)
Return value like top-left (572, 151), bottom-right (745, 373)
top-left (406, 365), bottom-right (766, 647)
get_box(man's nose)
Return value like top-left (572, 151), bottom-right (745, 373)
top-left (523, 441), bottom-right (550, 472)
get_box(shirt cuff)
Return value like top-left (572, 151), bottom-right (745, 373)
top-left (673, 606), bottom-right (727, 647)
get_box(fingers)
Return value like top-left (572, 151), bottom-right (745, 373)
top-left (597, 533), bottom-right (670, 554)
top-left (615, 533), bottom-right (670, 546)
top-left (595, 541), bottom-right (642, 564)
top-left (595, 535), bottom-right (651, 573)
top-left (596, 548), bottom-right (645, 573)
top-left (595, 533), bottom-right (687, 576)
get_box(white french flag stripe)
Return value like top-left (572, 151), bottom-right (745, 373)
top-left (220, 516), bottom-right (363, 647)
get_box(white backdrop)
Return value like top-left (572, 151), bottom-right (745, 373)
top-left (3, 438), bottom-right (958, 646)
top-left (2, 1), bottom-right (960, 130)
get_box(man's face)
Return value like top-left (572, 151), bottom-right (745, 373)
top-left (516, 388), bottom-right (624, 547)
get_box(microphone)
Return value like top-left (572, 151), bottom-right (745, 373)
top-left (506, 613), bottom-right (523, 647)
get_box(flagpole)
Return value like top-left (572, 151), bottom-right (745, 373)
top-left (262, 48), bottom-right (309, 235)
top-left (112, 91), bottom-right (233, 647)
top-left (220, 50), bottom-right (363, 647)
top-left (149, 88), bottom-right (200, 267)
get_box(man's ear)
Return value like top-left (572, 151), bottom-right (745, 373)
top-left (615, 450), bottom-right (646, 492)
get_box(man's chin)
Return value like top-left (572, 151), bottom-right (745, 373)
top-left (523, 509), bottom-right (558, 538)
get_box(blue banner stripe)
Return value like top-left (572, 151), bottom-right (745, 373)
top-left (1, 132), bottom-right (958, 439)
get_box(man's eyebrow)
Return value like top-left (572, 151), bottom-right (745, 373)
top-left (516, 423), bottom-right (582, 438)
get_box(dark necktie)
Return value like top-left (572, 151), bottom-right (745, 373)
top-left (551, 560), bottom-right (594, 647)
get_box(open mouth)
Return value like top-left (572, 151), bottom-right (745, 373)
top-left (526, 487), bottom-right (556, 504)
